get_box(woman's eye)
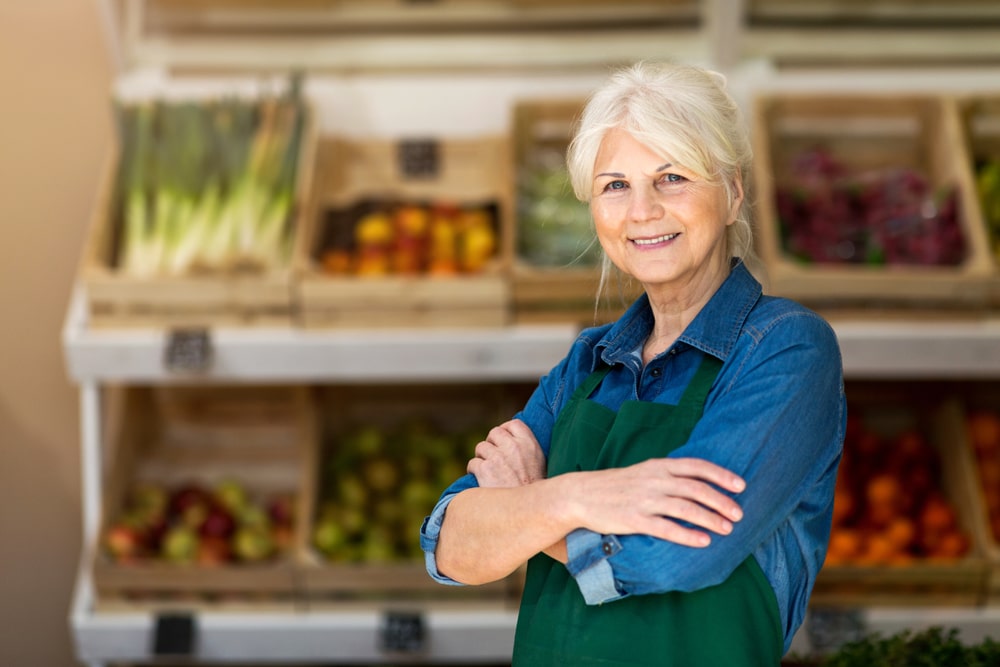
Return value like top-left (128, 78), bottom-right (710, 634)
top-left (661, 173), bottom-right (685, 184)
top-left (606, 180), bottom-right (627, 191)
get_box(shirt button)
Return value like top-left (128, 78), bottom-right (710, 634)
top-left (650, 368), bottom-right (662, 378)
top-left (602, 541), bottom-right (614, 556)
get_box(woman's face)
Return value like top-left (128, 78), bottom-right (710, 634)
top-left (590, 128), bottom-right (741, 299)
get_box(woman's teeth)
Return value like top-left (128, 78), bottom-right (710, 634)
top-left (633, 233), bottom-right (679, 246)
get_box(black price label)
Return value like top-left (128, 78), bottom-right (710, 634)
top-left (378, 610), bottom-right (426, 655)
top-left (152, 612), bottom-right (197, 657)
top-left (398, 139), bottom-right (440, 179)
top-left (164, 328), bottom-right (213, 374)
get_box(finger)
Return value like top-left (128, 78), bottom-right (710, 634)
top-left (641, 517), bottom-right (714, 548)
top-left (474, 439), bottom-right (497, 460)
top-left (654, 497), bottom-right (735, 536)
top-left (466, 456), bottom-right (479, 475)
top-left (501, 419), bottom-right (536, 442)
top-left (656, 457), bottom-right (746, 494)
top-left (667, 477), bottom-right (744, 524)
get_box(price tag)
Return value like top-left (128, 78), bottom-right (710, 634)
top-left (806, 607), bottom-right (866, 655)
top-left (152, 612), bottom-right (197, 657)
top-left (164, 328), bottom-right (213, 374)
top-left (398, 139), bottom-right (439, 179)
top-left (378, 610), bottom-right (426, 655)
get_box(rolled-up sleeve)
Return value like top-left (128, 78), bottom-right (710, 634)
top-left (565, 529), bottom-right (626, 604)
top-left (421, 473), bottom-right (479, 585)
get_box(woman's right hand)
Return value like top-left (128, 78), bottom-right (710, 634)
top-left (559, 457), bottom-right (746, 548)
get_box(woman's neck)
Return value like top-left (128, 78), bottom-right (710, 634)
top-left (641, 263), bottom-right (730, 364)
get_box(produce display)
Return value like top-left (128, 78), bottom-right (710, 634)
top-left (112, 77), bottom-right (308, 277)
top-left (965, 408), bottom-right (1000, 542)
top-left (775, 148), bottom-right (966, 266)
top-left (103, 479), bottom-right (295, 566)
top-left (312, 420), bottom-right (473, 563)
top-left (318, 202), bottom-right (498, 277)
top-left (975, 159), bottom-right (1000, 262)
top-left (787, 627), bottom-right (1000, 667)
top-left (825, 413), bottom-right (971, 567)
top-left (517, 155), bottom-right (600, 268)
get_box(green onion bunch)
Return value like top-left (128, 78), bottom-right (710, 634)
top-left (112, 76), bottom-right (306, 277)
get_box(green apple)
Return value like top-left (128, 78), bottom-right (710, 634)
top-left (313, 519), bottom-right (346, 557)
top-left (162, 525), bottom-right (199, 564)
top-left (363, 457), bottom-right (400, 494)
top-left (233, 525), bottom-right (275, 562)
top-left (214, 478), bottom-right (249, 515)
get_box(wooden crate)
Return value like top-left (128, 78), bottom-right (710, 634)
top-left (300, 382), bottom-right (530, 606)
top-left (943, 385), bottom-right (1000, 604)
top-left (79, 100), bottom-right (317, 329)
top-left (296, 136), bottom-right (512, 329)
top-left (958, 94), bottom-right (1000, 306)
top-left (812, 386), bottom-right (990, 607)
top-left (510, 98), bottom-right (642, 326)
top-left (93, 385), bottom-right (316, 602)
top-left (752, 93), bottom-right (994, 308)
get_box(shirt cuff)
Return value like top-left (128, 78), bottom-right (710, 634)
top-left (565, 528), bottom-right (626, 605)
top-left (421, 489), bottom-right (465, 586)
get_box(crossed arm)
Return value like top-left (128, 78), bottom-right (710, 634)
top-left (435, 419), bottom-right (746, 585)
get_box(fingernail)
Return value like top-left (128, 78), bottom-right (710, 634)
top-left (733, 477), bottom-right (746, 492)
top-left (731, 507), bottom-right (743, 521)
top-left (698, 534), bottom-right (711, 547)
top-left (721, 520), bottom-right (733, 533)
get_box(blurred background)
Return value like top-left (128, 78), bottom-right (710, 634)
top-left (1, 3), bottom-right (112, 666)
top-left (3, 1), bottom-right (1000, 666)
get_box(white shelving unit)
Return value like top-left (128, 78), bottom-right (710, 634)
top-left (63, 287), bottom-right (1000, 665)
top-left (67, 1), bottom-right (1000, 664)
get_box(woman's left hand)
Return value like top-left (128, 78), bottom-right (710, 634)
top-left (467, 419), bottom-right (546, 488)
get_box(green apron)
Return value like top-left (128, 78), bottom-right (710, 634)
top-left (512, 357), bottom-right (783, 666)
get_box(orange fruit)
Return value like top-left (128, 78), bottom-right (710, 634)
top-left (968, 410), bottom-right (1000, 455)
top-left (937, 530), bottom-right (970, 559)
top-left (885, 517), bottom-right (916, 551)
top-left (856, 533), bottom-right (897, 566)
top-left (825, 529), bottom-right (862, 565)
top-left (866, 473), bottom-right (902, 509)
top-left (832, 489), bottom-right (855, 526)
top-left (920, 496), bottom-right (957, 534)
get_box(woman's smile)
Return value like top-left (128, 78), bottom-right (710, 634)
top-left (632, 232), bottom-right (680, 247)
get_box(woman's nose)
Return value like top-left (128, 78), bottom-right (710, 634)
top-left (627, 183), bottom-right (664, 222)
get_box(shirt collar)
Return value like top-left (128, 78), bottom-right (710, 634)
top-left (595, 260), bottom-right (762, 367)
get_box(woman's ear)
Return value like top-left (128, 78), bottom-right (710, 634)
top-left (728, 171), bottom-right (745, 225)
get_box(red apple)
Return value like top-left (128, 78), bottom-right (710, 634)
top-left (267, 493), bottom-right (296, 528)
top-left (104, 521), bottom-right (145, 561)
top-left (199, 506), bottom-right (236, 540)
top-left (196, 535), bottom-right (233, 566)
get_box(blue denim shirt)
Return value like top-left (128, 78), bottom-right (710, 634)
top-left (421, 262), bottom-right (846, 651)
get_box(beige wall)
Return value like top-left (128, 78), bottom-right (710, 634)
top-left (0, 2), bottom-right (112, 665)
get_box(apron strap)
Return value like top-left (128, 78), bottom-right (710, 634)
top-left (569, 364), bottom-right (613, 402)
top-left (676, 354), bottom-right (724, 412)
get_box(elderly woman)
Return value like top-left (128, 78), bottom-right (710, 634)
top-left (421, 62), bottom-right (845, 666)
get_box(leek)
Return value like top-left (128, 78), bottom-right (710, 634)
top-left (113, 76), bottom-right (307, 277)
